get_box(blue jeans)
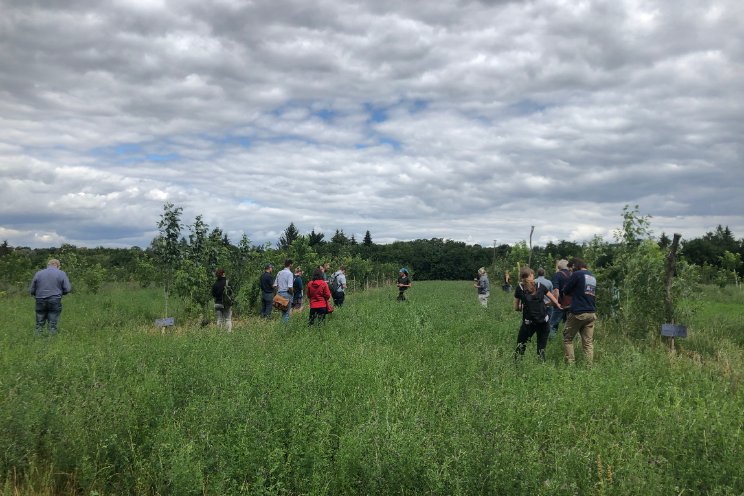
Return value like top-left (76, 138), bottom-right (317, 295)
top-left (549, 307), bottom-right (567, 335)
top-left (261, 292), bottom-right (274, 318)
top-left (35, 297), bottom-right (62, 336)
top-left (278, 291), bottom-right (292, 323)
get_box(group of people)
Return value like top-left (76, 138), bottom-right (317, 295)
top-left (509, 258), bottom-right (597, 364)
top-left (473, 259), bottom-right (597, 364)
top-left (212, 259), bottom-right (350, 329)
top-left (30, 256), bottom-right (594, 366)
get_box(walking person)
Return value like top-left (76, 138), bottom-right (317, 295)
top-left (212, 268), bottom-right (233, 333)
top-left (291, 267), bottom-right (305, 315)
top-left (474, 267), bottom-right (490, 307)
top-left (331, 265), bottom-right (347, 308)
top-left (29, 259), bottom-right (72, 336)
top-left (562, 258), bottom-right (597, 364)
top-left (396, 268), bottom-right (412, 301)
top-left (274, 259), bottom-right (294, 323)
top-left (259, 263), bottom-right (274, 319)
top-left (513, 267), bottom-right (562, 362)
top-left (307, 268), bottom-right (331, 325)
top-left (549, 259), bottom-right (572, 338)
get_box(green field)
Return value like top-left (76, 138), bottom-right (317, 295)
top-left (1, 282), bottom-right (743, 495)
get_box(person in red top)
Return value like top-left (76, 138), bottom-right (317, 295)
top-left (307, 268), bottom-right (331, 325)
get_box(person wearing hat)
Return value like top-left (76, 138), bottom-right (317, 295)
top-left (396, 268), bottom-right (412, 301)
top-left (259, 263), bottom-right (275, 318)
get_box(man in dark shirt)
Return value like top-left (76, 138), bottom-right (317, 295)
top-left (549, 259), bottom-right (571, 338)
top-left (396, 268), bottom-right (411, 301)
top-left (29, 259), bottom-right (72, 336)
top-left (562, 258), bottom-right (597, 364)
top-left (259, 263), bottom-right (274, 318)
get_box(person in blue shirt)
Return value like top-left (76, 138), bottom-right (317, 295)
top-left (562, 258), bottom-right (597, 364)
top-left (29, 259), bottom-right (72, 336)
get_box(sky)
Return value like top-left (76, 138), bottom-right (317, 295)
top-left (1, 0), bottom-right (743, 250)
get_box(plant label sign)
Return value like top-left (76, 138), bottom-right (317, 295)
top-left (660, 324), bottom-right (687, 338)
top-left (155, 317), bottom-right (175, 327)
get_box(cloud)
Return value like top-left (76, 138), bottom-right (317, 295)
top-left (1, 0), bottom-right (743, 248)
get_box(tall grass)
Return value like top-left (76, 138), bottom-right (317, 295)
top-left (1, 282), bottom-right (742, 494)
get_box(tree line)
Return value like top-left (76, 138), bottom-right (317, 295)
top-left (1, 204), bottom-right (742, 322)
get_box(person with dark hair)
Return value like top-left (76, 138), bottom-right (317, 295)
top-left (549, 259), bottom-right (572, 338)
top-left (514, 266), bottom-right (562, 362)
top-left (274, 259), bottom-right (294, 323)
top-left (307, 268), bottom-right (331, 325)
top-left (259, 263), bottom-right (274, 319)
top-left (562, 258), bottom-right (597, 364)
top-left (29, 258), bottom-right (72, 336)
top-left (212, 268), bottom-right (232, 333)
top-left (397, 268), bottom-right (412, 301)
top-left (291, 267), bottom-right (304, 315)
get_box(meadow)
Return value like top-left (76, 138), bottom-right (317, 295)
top-left (1, 282), bottom-right (743, 495)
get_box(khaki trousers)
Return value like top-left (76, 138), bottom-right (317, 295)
top-left (563, 312), bottom-right (596, 363)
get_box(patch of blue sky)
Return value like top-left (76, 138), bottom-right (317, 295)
top-left (145, 153), bottom-right (178, 162)
top-left (509, 99), bottom-right (548, 115)
top-left (312, 108), bottom-right (337, 122)
top-left (364, 103), bottom-right (388, 123)
top-left (215, 134), bottom-right (252, 148)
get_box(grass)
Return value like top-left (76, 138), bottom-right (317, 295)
top-left (1, 282), bottom-right (742, 494)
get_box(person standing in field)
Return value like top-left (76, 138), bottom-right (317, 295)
top-left (474, 267), bottom-right (490, 307)
top-left (331, 265), bottom-right (347, 308)
top-left (29, 258), bottom-right (72, 336)
top-left (397, 268), bottom-right (412, 301)
top-left (535, 267), bottom-right (554, 306)
top-left (211, 268), bottom-right (233, 333)
top-left (513, 266), bottom-right (562, 362)
top-left (502, 269), bottom-right (512, 292)
top-left (549, 259), bottom-right (572, 338)
top-left (307, 268), bottom-right (331, 325)
top-left (274, 259), bottom-right (294, 323)
top-left (259, 263), bottom-right (274, 319)
top-left (291, 267), bottom-right (304, 315)
top-left (562, 258), bottom-right (597, 364)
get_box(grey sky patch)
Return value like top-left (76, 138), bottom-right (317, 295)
top-left (1, 0), bottom-right (743, 248)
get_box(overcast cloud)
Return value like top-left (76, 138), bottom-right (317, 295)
top-left (1, 0), bottom-right (742, 249)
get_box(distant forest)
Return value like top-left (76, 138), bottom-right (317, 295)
top-left (1, 205), bottom-right (741, 295)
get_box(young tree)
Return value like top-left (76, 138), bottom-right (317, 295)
top-left (363, 230), bottom-right (373, 246)
top-left (153, 202), bottom-right (184, 315)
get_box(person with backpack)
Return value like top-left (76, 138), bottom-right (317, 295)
top-left (562, 258), bottom-right (597, 364)
top-left (514, 266), bottom-right (562, 362)
top-left (549, 259), bottom-right (572, 338)
top-left (212, 268), bottom-right (233, 333)
top-left (330, 265), bottom-right (347, 307)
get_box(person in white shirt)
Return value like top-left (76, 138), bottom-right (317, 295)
top-left (274, 259), bottom-right (294, 323)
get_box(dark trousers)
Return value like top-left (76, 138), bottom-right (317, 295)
top-left (333, 290), bottom-right (345, 307)
top-left (35, 297), bottom-right (62, 335)
top-left (515, 321), bottom-right (550, 361)
top-left (397, 290), bottom-right (407, 301)
top-left (261, 292), bottom-right (274, 318)
top-left (308, 307), bottom-right (327, 325)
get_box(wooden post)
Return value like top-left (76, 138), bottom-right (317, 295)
top-left (664, 233), bottom-right (682, 351)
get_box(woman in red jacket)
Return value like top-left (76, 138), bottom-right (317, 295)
top-left (307, 268), bottom-right (331, 325)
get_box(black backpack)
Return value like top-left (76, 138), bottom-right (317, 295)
top-left (520, 283), bottom-right (548, 323)
top-left (329, 273), bottom-right (340, 292)
top-left (222, 283), bottom-right (234, 308)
